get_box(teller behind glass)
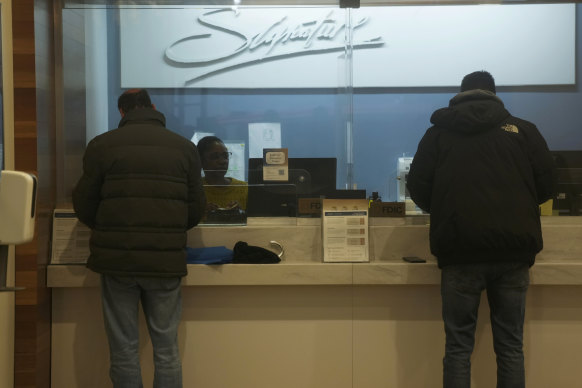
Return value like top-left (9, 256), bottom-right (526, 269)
top-left (197, 136), bottom-right (248, 222)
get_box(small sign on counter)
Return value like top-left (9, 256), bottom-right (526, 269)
top-left (369, 202), bottom-right (406, 217)
top-left (262, 148), bottom-right (289, 182)
top-left (297, 198), bottom-right (322, 216)
top-left (322, 199), bottom-right (369, 263)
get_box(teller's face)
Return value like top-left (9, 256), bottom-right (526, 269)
top-left (202, 142), bottom-right (230, 178)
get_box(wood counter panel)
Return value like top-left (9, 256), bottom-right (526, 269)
top-left (12, 1), bottom-right (56, 387)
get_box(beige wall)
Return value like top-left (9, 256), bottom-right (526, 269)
top-left (51, 284), bottom-right (582, 388)
top-left (49, 218), bottom-right (582, 387)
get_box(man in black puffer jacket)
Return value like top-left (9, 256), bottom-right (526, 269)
top-left (407, 71), bottom-right (555, 388)
top-left (73, 89), bottom-right (205, 388)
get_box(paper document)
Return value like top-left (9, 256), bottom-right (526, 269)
top-left (249, 123), bottom-right (281, 158)
top-left (322, 199), bottom-right (369, 262)
top-left (51, 210), bottom-right (91, 264)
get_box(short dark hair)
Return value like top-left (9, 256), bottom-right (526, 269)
top-left (460, 71), bottom-right (496, 94)
top-left (117, 89), bottom-right (153, 114)
top-left (197, 136), bottom-right (224, 158)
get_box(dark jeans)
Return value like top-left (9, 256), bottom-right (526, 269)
top-left (441, 261), bottom-right (529, 388)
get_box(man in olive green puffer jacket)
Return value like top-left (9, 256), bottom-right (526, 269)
top-left (73, 88), bottom-right (205, 388)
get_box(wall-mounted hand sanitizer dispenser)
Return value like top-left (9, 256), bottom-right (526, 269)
top-left (0, 170), bottom-right (37, 245)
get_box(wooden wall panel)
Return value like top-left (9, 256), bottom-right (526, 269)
top-left (13, 0), bottom-right (56, 387)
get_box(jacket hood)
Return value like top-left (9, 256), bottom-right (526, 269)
top-left (118, 107), bottom-right (166, 128)
top-left (430, 90), bottom-right (509, 134)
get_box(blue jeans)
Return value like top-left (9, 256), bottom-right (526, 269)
top-left (441, 261), bottom-right (529, 388)
top-left (100, 274), bottom-right (183, 388)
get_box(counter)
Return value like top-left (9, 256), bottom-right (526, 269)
top-left (48, 217), bottom-right (582, 388)
top-left (48, 216), bottom-right (582, 287)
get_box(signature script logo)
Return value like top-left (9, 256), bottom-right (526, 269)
top-left (164, 8), bottom-right (384, 84)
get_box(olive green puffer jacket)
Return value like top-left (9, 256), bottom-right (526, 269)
top-left (73, 108), bottom-right (206, 277)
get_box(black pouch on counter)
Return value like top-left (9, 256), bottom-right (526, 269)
top-left (233, 241), bottom-right (281, 264)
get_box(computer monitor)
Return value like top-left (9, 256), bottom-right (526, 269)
top-left (551, 150), bottom-right (582, 215)
top-left (246, 184), bottom-right (298, 217)
top-left (248, 157), bottom-right (337, 198)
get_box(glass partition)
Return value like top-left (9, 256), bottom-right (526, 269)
top-left (350, 3), bottom-right (580, 207)
top-left (60, 3), bottom-right (354, 219)
top-left (57, 1), bottom-right (582, 218)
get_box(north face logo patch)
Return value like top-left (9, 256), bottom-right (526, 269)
top-left (502, 124), bottom-right (519, 133)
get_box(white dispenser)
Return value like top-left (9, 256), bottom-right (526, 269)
top-left (0, 170), bottom-right (37, 244)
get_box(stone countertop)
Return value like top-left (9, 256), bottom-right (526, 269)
top-left (47, 216), bottom-right (582, 288)
top-left (47, 260), bottom-right (582, 288)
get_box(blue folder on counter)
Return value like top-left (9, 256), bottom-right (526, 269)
top-left (186, 246), bottom-right (234, 265)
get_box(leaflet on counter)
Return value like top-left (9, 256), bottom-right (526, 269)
top-left (51, 209), bottom-right (91, 264)
top-left (322, 199), bottom-right (369, 263)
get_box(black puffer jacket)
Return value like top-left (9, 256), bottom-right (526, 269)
top-left (72, 108), bottom-right (206, 277)
top-left (407, 90), bottom-right (556, 268)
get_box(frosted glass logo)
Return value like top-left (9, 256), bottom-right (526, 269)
top-left (120, 5), bottom-right (575, 88)
top-left (163, 8), bottom-right (384, 84)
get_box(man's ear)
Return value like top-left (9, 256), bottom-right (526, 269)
top-left (152, 103), bottom-right (156, 110)
top-left (119, 108), bottom-right (125, 117)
